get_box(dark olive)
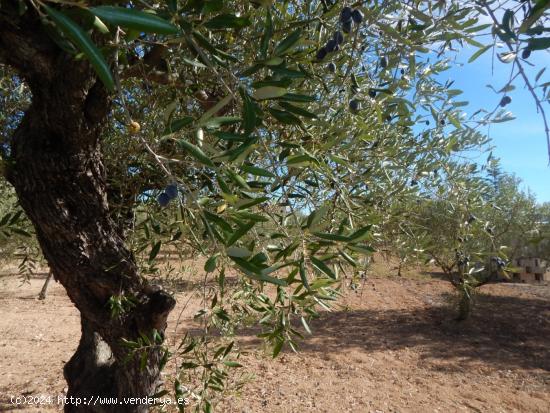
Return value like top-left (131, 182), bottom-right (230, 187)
top-left (440, 118), bottom-right (445, 126)
top-left (342, 20), bottom-right (352, 33)
top-left (340, 6), bottom-right (353, 23)
top-left (349, 99), bottom-right (360, 112)
top-left (352, 9), bottom-right (364, 24)
top-left (157, 192), bottom-right (171, 207)
top-left (522, 48), bottom-right (531, 59)
top-left (327, 62), bottom-right (336, 73)
top-left (325, 39), bottom-right (337, 52)
top-left (368, 89), bottom-right (376, 98)
top-left (499, 96), bottom-right (512, 107)
top-left (380, 56), bottom-right (388, 69)
top-left (334, 30), bottom-right (344, 45)
top-left (165, 184), bottom-right (178, 199)
top-left (316, 47), bottom-right (328, 60)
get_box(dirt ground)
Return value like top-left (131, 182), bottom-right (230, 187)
top-left (0, 261), bottom-right (549, 413)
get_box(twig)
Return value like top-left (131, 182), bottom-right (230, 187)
top-left (481, 1), bottom-right (550, 163)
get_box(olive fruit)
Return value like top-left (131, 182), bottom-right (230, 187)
top-left (327, 62), bottom-right (336, 73)
top-left (325, 39), bottom-right (337, 53)
top-left (440, 119), bottom-right (445, 126)
top-left (333, 30), bottom-right (344, 45)
top-left (368, 89), bottom-right (376, 98)
top-left (342, 20), bottom-right (352, 33)
top-left (316, 47), bottom-right (328, 60)
top-left (165, 184), bottom-right (178, 199)
top-left (522, 48), bottom-right (531, 59)
top-left (349, 99), bottom-right (360, 112)
top-left (157, 192), bottom-right (171, 207)
top-left (128, 120), bottom-right (141, 134)
top-left (499, 96), bottom-right (512, 107)
top-left (352, 9), bottom-right (364, 24)
top-left (425, 120), bottom-right (430, 125)
top-left (380, 56), bottom-right (388, 69)
top-left (340, 6), bottom-right (353, 23)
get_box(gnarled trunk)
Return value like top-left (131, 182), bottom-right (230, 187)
top-left (0, 3), bottom-right (175, 411)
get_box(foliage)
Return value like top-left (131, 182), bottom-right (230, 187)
top-left (1, 0), bottom-right (550, 410)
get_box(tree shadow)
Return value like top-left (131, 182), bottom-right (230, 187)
top-left (237, 292), bottom-right (550, 373)
top-left (420, 270), bottom-right (450, 281)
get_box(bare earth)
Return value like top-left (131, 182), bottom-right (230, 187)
top-left (1, 263), bottom-right (549, 413)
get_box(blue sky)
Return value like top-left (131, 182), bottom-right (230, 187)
top-left (442, 46), bottom-right (550, 203)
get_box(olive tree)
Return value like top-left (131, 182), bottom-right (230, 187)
top-left (1, 0), bottom-right (549, 411)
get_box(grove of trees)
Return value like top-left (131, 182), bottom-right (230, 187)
top-left (0, 0), bottom-right (549, 412)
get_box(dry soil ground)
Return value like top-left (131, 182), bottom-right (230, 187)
top-left (0, 261), bottom-right (549, 413)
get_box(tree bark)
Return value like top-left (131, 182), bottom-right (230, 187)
top-left (0, 3), bottom-right (175, 411)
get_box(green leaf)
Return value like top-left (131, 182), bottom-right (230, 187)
top-left (252, 86), bottom-right (288, 100)
top-left (204, 14), bottom-right (251, 29)
top-left (90, 6), bottom-right (179, 35)
top-left (274, 29), bottom-right (302, 55)
top-left (347, 226), bottom-right (372, 242)
top-left (227, 221), bottom-right (255, 246)
top-left (501, 9), bottom-right (515, 39)
top-left (227, 246), bottom-right (252, 258)
top-left (178, 139), bottom-right (215, 167)
top-left (149, 241), bottom-right (161, 261)
top-left (519, 0), bottom-right (550, 33)
top-left (279, 93), bottom-right (317, 102)
top-left (305, 206), bottom-right (327, 229)
top-left (313, 232), bottom-right (350, 242)
top-left (204, 254), bottom-right (218, 273)
top-left (242, 92), bottom-right (257, 136)
top-left (268, 107), bottom-right (301, 124)
top-left (223, 361), bottom-right (243, 368)
top-left (44, 6), bottom-right (114, 91)
top-left (310, 256), bottom-right (336, 279)
top-left (260, 9), bottom-right (273, 59)
top-left (527, 37), bottom-right (550, 51)
top-left (299, 259), bottom-right (310, 290)
top-left (198, 94), bottom-right (233, 126)
top-left (241, 164), bottom-right (275, 178)
top-left (163, 116), bottom-right (194, 135)
top-left (468, 44), bottom-right (492, 63)
top-left (230, 257), bottom-right (287, 286)
top-left (278, 102), bottom-right (317, 119)
top-left (203, 116), bottom-right (241, 129)
top-left (272, 339), bottom-right (284, 358)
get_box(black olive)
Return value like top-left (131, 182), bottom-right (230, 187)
top-left (349, 99), bottom-right (360, 112)
top-left (352, 9), bottom-right (364, 24)
top-left (327, 62), bottom-right (336, 73)
top-left (368, 89), bottom-right (376, 98)
top-left (333, 31), bottom-right (344, 45)
top-left (499, 96), bottom-right (512, 107)
top-left (325, 39), bottom-right (337, 52)
top-left (342, 20), bottom-right (352, 33)
top-left (316, 47), bottom-right (328, 60)
top-left (380, 56), bottom-right (388, 69)
top-left (340, 6), bottom-right (353, 23)
top-left (522, 48), bottom-right (531, 59)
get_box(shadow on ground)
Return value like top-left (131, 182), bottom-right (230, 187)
top-left (236, 291), bottom-right (550, 374)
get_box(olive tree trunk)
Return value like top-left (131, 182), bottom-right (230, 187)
top-left (0, 3), bottom-right (175, 412)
